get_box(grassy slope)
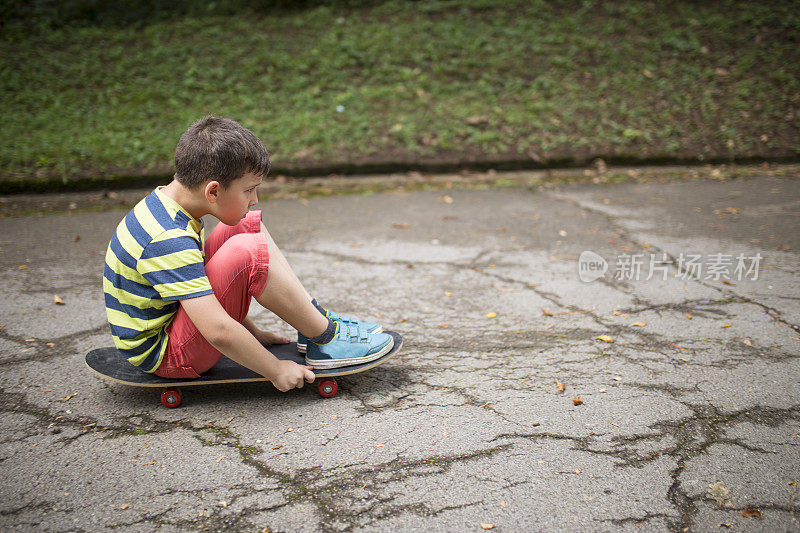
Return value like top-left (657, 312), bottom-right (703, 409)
top-left (1, 0), bottom-right (798, 181)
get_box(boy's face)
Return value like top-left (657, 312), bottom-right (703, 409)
top-left (211, 172), bottom-right (263, 226)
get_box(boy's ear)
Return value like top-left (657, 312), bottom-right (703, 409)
top-left (204, 180), bottom-right (221, 203)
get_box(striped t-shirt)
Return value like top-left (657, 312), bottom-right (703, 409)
top-left (103, 187), bottom-right (214, 372)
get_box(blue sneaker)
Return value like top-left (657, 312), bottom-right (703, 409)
top-left (305, 322), bottom-right (394, 369)
top-left (297, 310), bottom-right (382, 354)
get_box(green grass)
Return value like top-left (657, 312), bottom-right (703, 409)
top-left (1, 0), bottom-right (799, 183)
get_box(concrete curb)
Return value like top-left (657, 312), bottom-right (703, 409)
top-left (2, 153), bottom-right (798, 195)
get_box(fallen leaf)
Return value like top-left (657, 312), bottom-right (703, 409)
top-left (438, 195), bottom-right (454, 203)
top-left (631, 321), bottom-right (646, 327)
top-left (439, 324), bottom-right (449, 328)
top-left (613, 310), bottom-right (629, 317)
top-left (25, 338), bottom-right (34, 342)
top-left (742, 338), bottom-right (753, 346)
top-left (599, 389), bottom-right (607, 393)
top-left (59, 393), bottom-right (77, 402)
top-left (708, 481), bottom-right (730, 506)
top-left (486, 312), bottom-right (497, 318)
top-left (144, 461), bottom-right (156, 466)
top-left (480, 524), bottom-right (495, 530)
top-left (392, 223), bottom-right (410, 229)
top-left (741, 509), bottom-right (762, 519)
top-left (271, 445), bottom-right (283, 450)
top-left (556, 382), bottom-right (565, 392)
top-left (120, 504), bottom-right (129, 510)
top-left (493, 285), bottom-right (518, 292)
top-left (218, 501), bottom-right (228, 508)
top-left (46, 342), bottom-right (55, 347)
top-left (669, 343), bottom-right (692, 352)
top-left (595, 334), bottom-right (614, 343)
top-left (612, 377), bottom-right (622, 381)
top-left (722, 324), bottom-right (731, 328)
top-left (608, 421), bottom-right (619, 427)
top-left (686, 311), bottom-right (693, 319)
top-left (53, 295), bottom-right (65, 305)
top-left (500, 501), bottom-right (506, 508)
top-left (444, 292), bottom-right (452, 297)
top-left (542, 308), bottom-right (554, 316)
top-left (216, 456), bottom-right (227, 463)
top-left (349, 243), bottom-right (365, 248)
top-left (721, 280), bottom-right (735, 286)
top-left (573, 396), bottom-right (583, 406)
top-left (19, 265), bottom-right (27, 270)
top-left (466, 115), bottom-right (489, 125)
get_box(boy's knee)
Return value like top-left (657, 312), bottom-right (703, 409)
top-left (209, 233), bottom-right (269, 272)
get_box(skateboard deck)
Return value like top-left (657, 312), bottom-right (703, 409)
top-left (86, 331), bottom-right (402, 406)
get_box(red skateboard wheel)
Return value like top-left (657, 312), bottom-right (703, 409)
top-left (161, 388), bottom-right (182, 408)
top-left (318, 378), bottom-right (338, 398)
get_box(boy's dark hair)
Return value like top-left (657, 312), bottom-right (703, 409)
top-left (174, 116), bottom-right (270, 189)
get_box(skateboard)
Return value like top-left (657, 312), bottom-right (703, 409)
top-left (85, 331), bottom-right (402, 408)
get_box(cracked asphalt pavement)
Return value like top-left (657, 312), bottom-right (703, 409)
top-left (0, 172), bottom-right (798, 532)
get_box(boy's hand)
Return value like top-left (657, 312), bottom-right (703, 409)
top-left (253, 330), bottom-right (291, 346)
top-left (270, 360), bottom-right (315, 392)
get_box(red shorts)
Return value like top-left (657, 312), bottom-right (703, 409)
top-left (154, 210), bottom-right (269, 379)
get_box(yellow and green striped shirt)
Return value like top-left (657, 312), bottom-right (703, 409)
top-left (103, 187), bottom-right (213, 372)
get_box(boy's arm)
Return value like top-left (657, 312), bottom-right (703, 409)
top-left (179, 295), bottom-right (314, 391)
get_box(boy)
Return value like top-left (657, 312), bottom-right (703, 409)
top-left (103, 116), bottom-right (393, 392)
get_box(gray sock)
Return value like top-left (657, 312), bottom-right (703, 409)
top-left (311, 298), bottom-right (327, 317)
top-left (307, 318), bottom-right (337, 345)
